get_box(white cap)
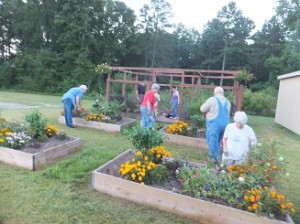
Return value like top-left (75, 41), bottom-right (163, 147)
top-left (151, 83), bottom-right (160, 90)
top-left (234, 111), bottom-right (248, 124)
top-left (79, 85), bottom-right (88, 91)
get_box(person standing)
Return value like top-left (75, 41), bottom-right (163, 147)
top-left (136, 81), bottom-right (146, 103)
top-left (140, 83), bottom-right (160, 128)
top-left (222, 111), bottom-right (257, 166)
top-left (61, 85), bottom-right (88, 128)
top-left (200, 86), bottom-right (231, 162)
top-left (170, 86), bottom-right (180, 119)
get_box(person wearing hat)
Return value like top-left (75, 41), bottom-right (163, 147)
top-left (140, 83), bottom-right (160, 128)
top-left (200, 86), bottom-right (231, 162)
top-left (61, 85), bottom-right (88, 128)
top-left (222, 111), bottom-right (257, 166)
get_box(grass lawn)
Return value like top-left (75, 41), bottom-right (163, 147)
top-left (0, 91), bottom-right (299, 223)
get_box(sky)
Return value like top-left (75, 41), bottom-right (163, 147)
top-left (120, 0), bottom-right (277, 33)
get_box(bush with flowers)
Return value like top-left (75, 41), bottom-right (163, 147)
top-left (166, 120), bottom-right (206, 138)
top-left (166, 120), bottom-right (189, 135)
top-left (0, 111), bottom-right (66, 150)
top-left (95, 63), bottom-right (112, 74)
top-left (176, 141), bottom-right (296, 221)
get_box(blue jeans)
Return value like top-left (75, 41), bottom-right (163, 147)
top-left (140, 106), bottom-right (155, 128)
top-left (171, 97), bottom-right (178, 118)
top-left (63, 98), bottom-right (74, 126)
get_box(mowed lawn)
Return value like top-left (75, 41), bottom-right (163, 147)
top-left (0, 91), bottom-right (299, 223)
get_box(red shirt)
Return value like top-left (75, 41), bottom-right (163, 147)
top-left (141, 90), bottom-right (156, 109)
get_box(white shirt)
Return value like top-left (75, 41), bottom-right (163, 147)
top-left (223, 123), bottom-right (257, 160)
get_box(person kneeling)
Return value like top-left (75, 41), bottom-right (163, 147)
top-left (222, 111), bottom-right (256, 167)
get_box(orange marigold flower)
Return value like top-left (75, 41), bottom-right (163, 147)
top-left (250, 195), bottom-right (255, 203)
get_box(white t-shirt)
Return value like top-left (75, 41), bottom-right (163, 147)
top-left (223, 123), bottom-right (257, 160)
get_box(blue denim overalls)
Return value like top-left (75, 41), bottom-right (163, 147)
top-left (206, 97), bottom-right (229, 161)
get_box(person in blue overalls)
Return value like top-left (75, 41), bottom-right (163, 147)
top-left (200, 87), bottom-right (231, 162)
top-left (62, 85), bottom-right (88, 128)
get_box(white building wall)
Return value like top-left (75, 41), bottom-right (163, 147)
top-left (275, 71), bottom-right (300, 135)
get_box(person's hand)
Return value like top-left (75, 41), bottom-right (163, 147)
top-left (77, 106), bottom-right (82, 112)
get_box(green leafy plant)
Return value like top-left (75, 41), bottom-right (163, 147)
top-left (190, 114), bottom-right (206, 129)
top-left (126, 126), bottom-right (166, 151)
top-left (25, 110), bottom-right (48, 139)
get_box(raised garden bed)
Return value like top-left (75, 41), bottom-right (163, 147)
top-left (159, 125), bottom-right (208, 149)
top-left (0, 136), bottom-right (81, 170)
top-left (92, 149), bottom-right (294, 224)
top-left (58, 116), bottom-right (136, 132)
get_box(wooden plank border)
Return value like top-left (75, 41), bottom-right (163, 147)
top-left (92, 149), bottom-right (293, 224)
top-left (160, 125), bottom-right (208, 149)
top-left (58, 116), bottom-right (136, 132)
top-left (0, 136), bottom-right (81, 170)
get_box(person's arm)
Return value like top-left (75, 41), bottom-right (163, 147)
top-left (75, 95), bottom-right (82, 112)
top-left (177, 90), bottom-right (180, 106)
top-left (135, 87), bottom-right (139, 100)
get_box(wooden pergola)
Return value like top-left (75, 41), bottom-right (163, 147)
top-left (106, 67), bottom-right (244, 110)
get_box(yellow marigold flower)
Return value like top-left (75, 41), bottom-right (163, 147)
top-left (131, 173), bottom-right (136, 180)
top-left (147, 165), bottom-right (151, 170)
top-left (270, 190), bottom-right (277, 198)
top-left (5, 132), bottom-right (12, 136)
top-left (140, 182), bottom-right (144, 185)
top-left (0, 139), bottom-right (4, 143)
top-left (250, 195), bottom-right (255, 203)
top-left (286, 202), bottom-right (294, 207)
top-left (277, 194), bottom-right (285, 201)
top-left (252, 204), bottom-right (258, 210)
top-left (263, 186), bottom-right (269, 190)
top-left (255, 195), bottom-right (261, 201)
top-left (132, 158), bottom-right (135, 162)
top-left (243, 195), bottom-right (249, 201)
top-left (144, 156), bottom-right (149, 161)
top-left (290, 208), bottom-right (296, 213)
top-left (156, 154), bottom-right (161, 158)
top-left (280, 204), bottom-right (286, 209)
top-left (247, 206), bottom-right (252, 211)
top-left (135, 151), bottom-right (143, 157)
top-left (138, 176), bottom-right (143, 182)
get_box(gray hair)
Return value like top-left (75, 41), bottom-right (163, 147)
top-left (151, 83), bottom-right (160, 90)
top-left (234, 111), bottom-right (248, 124)
top-left (79, 85), bottom-right (88, 91)
top-left (214, 86), bottom-right (224, 95)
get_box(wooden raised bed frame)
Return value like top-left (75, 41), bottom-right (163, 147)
top-left (58, 116), bottom-right (136, 132)
top-left (160, 125), bottom-right (208, 149)
top-left (0, 136), bottom-right (81, 170)
top-left (92, 149), bottom-right (294, 224)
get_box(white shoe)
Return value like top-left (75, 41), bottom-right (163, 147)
top-left (172, 117), bottom-right (178, 120)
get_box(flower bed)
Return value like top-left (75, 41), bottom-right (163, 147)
top-left (0, 112), bottom-right (81, 170)
top-left (160, 125), bottom-right (207, 149)
top-left (92, 149), bottom-right (294, 224)
top-left (0, 136), bottom-right (81, 170)
top-left (58, 116), bottom-right (136, 132)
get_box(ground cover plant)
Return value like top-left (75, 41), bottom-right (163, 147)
top-left (0, 91), bottom-right (299, 223)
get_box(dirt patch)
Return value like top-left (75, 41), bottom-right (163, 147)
top-left (21, 137), bottom-right (72, 154)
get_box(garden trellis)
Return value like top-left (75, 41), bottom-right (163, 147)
top-left (105, 67), bottom-right (244, 111)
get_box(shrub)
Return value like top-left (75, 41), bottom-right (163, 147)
top-left (25, 110), bottom-right (48, 139)
top-left (126, 126), bottom-right (166, 151)
top-left (242, 88), bottom-right (277, 117)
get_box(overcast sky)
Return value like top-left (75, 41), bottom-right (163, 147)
top-left (120, 0), bottom-right (277, 33)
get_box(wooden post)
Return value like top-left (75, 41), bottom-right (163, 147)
top-left (106, 73), bottom-right (111, 102)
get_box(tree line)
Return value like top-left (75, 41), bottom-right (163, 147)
top-left (0, 0), bottom-right (299, 93)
